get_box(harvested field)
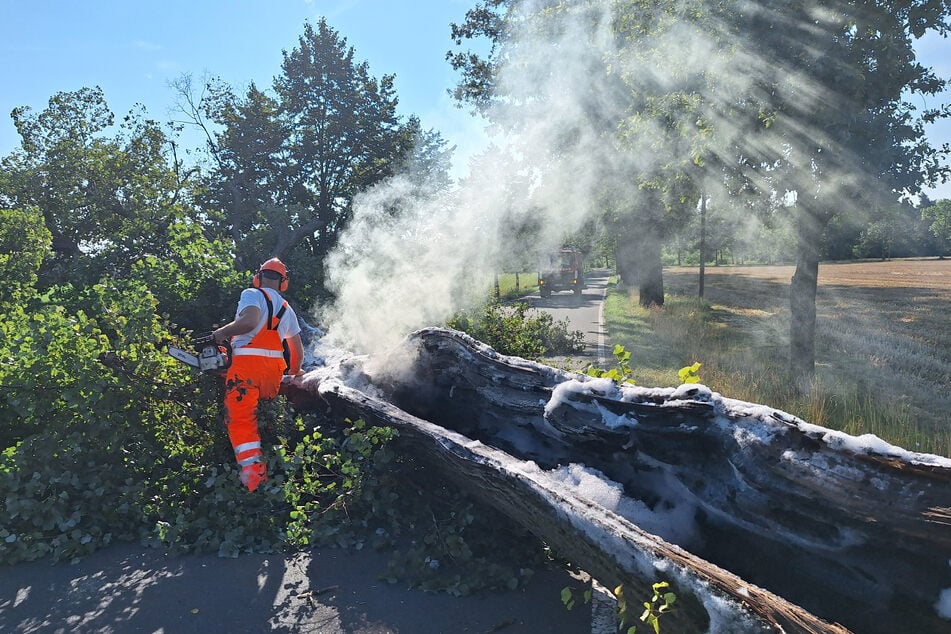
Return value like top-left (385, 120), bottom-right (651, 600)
top-left (669, 258), bottom-right (951, 290)
top-left (659, 258), bottom-right (950, 455)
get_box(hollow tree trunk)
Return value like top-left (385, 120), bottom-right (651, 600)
top-left (284, 327), bottom-right (951, 634)
top-left (293, 376), bottom-right (849, 633)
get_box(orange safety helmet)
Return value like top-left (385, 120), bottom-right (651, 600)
top-left (252, 258), bottom-right (289, 292)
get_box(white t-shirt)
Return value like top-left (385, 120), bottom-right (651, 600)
top-left (231, 287), bottom-right (302, 349)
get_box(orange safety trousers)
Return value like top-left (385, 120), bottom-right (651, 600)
top-left (223, 355), bottom-right (285, 468)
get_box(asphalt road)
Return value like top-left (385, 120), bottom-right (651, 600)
top-left (528, 269), bottom-right (611, 370)
top-left (0, 542), bottom-right (594, 633)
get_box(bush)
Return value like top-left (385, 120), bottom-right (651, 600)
top-left (448, 300), bottom-right (584, 358)
top-left (0, 278), bottom-right (218, 563)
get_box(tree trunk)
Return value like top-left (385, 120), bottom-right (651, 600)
top-left (616, 225), bottom-right (664, 306)
top-left (789, 209), bottom-right (821, 387)
top-left (289, 373), bottom-right (849, 632)
top-left (615, 228), bottom-right (635, 287)
top-left (284, 328), bottom-right (951, 634)
top-left (614, 214), bottom-right (664, 307)
top-left (699, 193), bottom-right (706, 299)
top-left (637, 235), bottom-right (665, 307)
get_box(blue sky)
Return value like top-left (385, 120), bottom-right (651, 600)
top-left (1, 0), bottom-right (949, 198)
top-left (0, 0), bottom-right (485, 168)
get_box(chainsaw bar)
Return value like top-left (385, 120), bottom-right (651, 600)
top-left (168, 345), bottom-right (200, 368)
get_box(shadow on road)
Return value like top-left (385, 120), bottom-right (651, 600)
top-left (0, 543), bottom-right (592, 633)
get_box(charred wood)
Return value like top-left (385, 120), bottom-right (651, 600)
top-left (284, 327), bottom-right (951, 634)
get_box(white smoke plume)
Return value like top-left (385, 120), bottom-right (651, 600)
top-left (318, 0), bottom-right (878, 355)
top-left (319, 3), bottom-right (623, 354)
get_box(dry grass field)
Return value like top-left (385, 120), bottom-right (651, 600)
top-left (607, 258), bottom-right (951, 457)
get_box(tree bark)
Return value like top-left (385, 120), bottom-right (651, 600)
top-left (297, 374), bottom-right (850, 634)
top-left (789, 208), bottom-right (821, 387)
top-left (284, 328), bottom-right (951, 634)
top-left (616, 221), bottom-right (665, 307)
top-left (699, 192), bottom-right (707, 299)
top-left (638, 234), bottom-right (665, 307)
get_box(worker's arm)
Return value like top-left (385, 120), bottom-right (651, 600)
top-left (212, 306), bottom-right (261, 343)
top-left (286, 332), bottom-right (305, 376)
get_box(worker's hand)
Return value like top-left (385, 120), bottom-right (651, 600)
top-left (212, 328), bottom-right (226, 344)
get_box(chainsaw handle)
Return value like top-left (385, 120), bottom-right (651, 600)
top-left (195, 332), bottom-right (217, 348)
top-left (193, 333), bottom-right (233, 374)
top-left (219, 339), bottom-right (233, 370)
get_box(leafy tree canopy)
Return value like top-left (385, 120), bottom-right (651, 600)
top-left (180, 18), bottom-right (432, 306)
top-left (1, 86), bottom-right (194, 290)
top-left (921, 198), bottom-right (951, 253)
top-left (0, 207), bottom-right (50, 308)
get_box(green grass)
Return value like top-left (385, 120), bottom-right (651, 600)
top-left (602, 266), bottom-right (951, 458)
top-left (495, 272), bottom-right (539, 299)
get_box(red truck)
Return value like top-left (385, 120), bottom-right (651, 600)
top-left (538, 248), bottom-right (585, 298)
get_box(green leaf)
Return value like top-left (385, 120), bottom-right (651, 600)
top-left (561, 586), bottom-right (573, 605)
top-left (678, 362), bottom-right (702, 384)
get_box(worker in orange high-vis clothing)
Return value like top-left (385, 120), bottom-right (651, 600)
top-left (212, 258), bottom-right (304, 492)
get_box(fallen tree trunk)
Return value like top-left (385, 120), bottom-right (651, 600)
top-left (285, 327), bottom-right (951, 634)
top-left (309, 377), bottom-right (848, 633)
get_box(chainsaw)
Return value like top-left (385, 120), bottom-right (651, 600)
top-left (168, 333), bottom-right (232, 373)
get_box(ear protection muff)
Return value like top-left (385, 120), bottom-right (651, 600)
top-left (252, 270), bottom-right (288, 292)
top-left (253, 258), bottom-right (289, 292)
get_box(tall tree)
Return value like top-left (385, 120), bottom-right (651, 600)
top-left (921, 198), bottom-right (951, 257)
top-left (735, 0), bottom-right (951, 383)
top-left (0, 87), bottom-right (192, 289)
top-left (193, 80), bottom-right (287, 265)
top-left (451, 0), bottom-right (951, 383)
top-left (189, 19), bottom-right (418, 293)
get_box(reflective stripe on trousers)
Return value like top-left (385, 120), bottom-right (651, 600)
top-left (223, 355), bottom-right (285, 468)
top-left (232, 347), bottom-right (285, 359)
top-left (234, 441), bottom-right (262, 466)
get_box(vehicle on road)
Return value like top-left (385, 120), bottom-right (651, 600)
top-left (538, 248), bottom-right (584, 298)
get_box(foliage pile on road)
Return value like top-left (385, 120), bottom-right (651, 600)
top-left (0, 270), bottom-right (220, 562)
